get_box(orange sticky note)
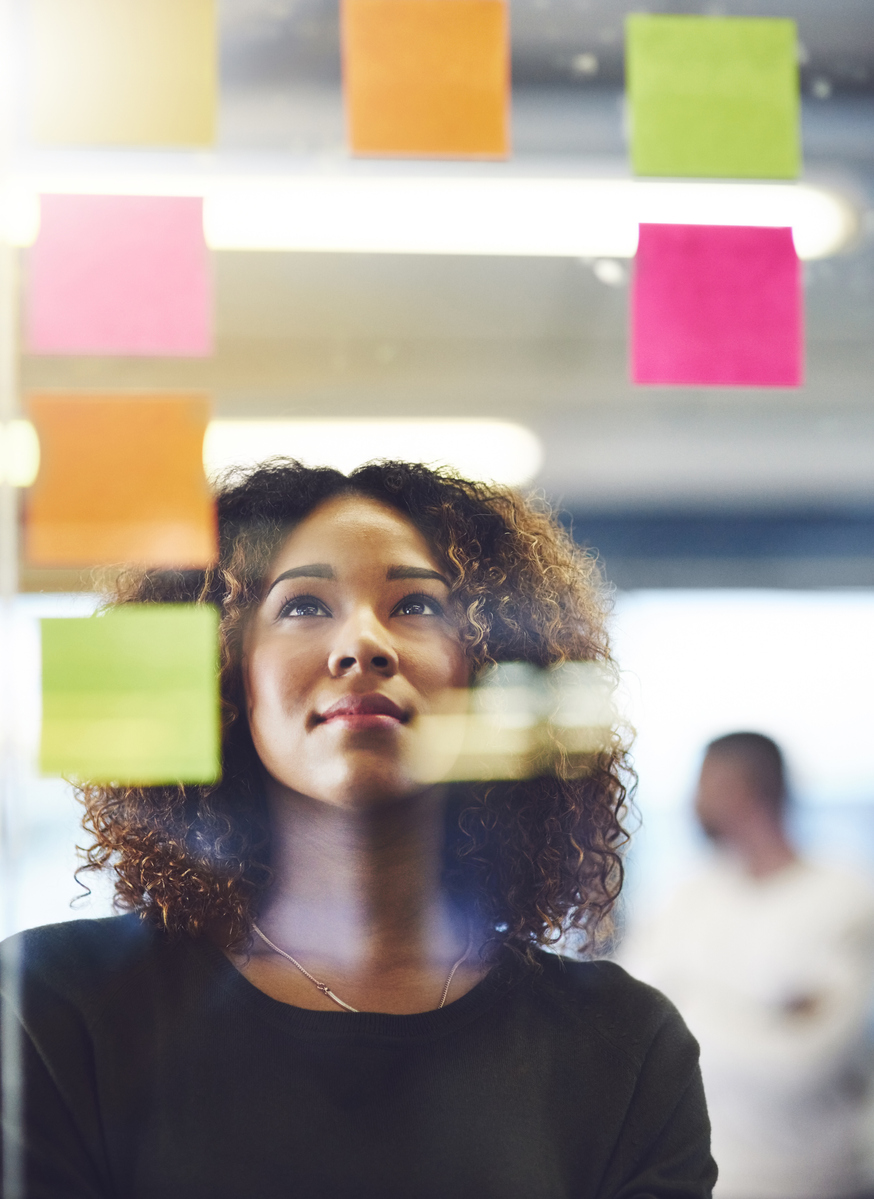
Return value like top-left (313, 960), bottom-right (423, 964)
top-left (342, 0), bottom-right (510, 158)
top-left (27, 395), bottom-right (216, 568)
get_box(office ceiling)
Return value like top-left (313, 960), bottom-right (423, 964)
top-left (220, 0), bottom-right (874, 93)
top-left (18, 0), bottom-right (874, 587)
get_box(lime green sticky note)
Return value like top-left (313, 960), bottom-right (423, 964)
top-left (40, 605), bottom-right (220, 785)
top-left (626, 15), bottom-right (800, 179)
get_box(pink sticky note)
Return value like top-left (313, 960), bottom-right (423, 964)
top-left (26, 194), bottom-right (211, 356)
top-left (632, 224), bottom-right (802, 387)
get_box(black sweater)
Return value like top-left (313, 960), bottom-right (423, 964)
top-left (0, 915), bottom-right (716, 1198)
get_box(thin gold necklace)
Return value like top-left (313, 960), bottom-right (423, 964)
top-left (251, 922), bottom-right (473, 1014)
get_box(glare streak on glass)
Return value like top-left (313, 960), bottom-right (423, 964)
top-left (0, 937), bottom-right (22, 1199)
top-left (0, 0), bottom-right (24, 1191)
top-left (413, 662), bottom-right (620, 786)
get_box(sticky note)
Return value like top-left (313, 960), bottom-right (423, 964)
top-left (626, 15), bottom-right (800, 179)
top-left (27, 394), bottom-right (216, 567)
top-left (26, 195), bottom-right (211, 357)
top-left (31, 0), bottom-right (216, 146)
top-left (40, 605), bottom-right (220, 784)
top-left (632, 224), bottom-right (802, 387)
top-left (342, 0), bottom-right (509, 158)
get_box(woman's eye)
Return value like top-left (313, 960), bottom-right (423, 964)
top-left (278, 595), bottom-right (331, 619)
top-left (394, 594), bottom-right (443, 618)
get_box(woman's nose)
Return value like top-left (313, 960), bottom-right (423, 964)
top-left (327, 612), bottom-right (399, 678)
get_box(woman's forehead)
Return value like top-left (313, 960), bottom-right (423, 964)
top-left (271, 494), bottom-right (442, 572)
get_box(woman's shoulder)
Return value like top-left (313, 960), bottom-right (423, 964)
top-left (8, 912), bottom-right (156, 969)
top-left (529, 951), bottom-right (698, 1069)
top-left (2, 914), bottom-right (169, 1016)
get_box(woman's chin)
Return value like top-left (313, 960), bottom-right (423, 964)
top-left (327, 772), bottom-right (434, 811)
top-left (275, 761), bottom-right (434, 812)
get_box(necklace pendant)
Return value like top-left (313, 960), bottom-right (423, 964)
top-left (324, 988), bottom-right (360, 1014)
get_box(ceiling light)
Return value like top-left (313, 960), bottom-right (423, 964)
top-left (2, 418), bottom-right (543, 489)
top-left (3, 170), bottom-right (857, 260)
top-left (201, 177), bottom-right (855, 261)
top-left (203, 419), bottom-right (544, 486)
top-left (0, 420), bottom-right (40, 487)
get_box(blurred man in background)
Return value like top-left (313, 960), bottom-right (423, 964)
top-left (621, 732), bottom-right (874, 1199)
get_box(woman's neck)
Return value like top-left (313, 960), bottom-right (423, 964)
top-left (256, 783), bottom-right (465, 973)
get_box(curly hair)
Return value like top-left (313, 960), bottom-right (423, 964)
top-left (79, 459), bottom-right (633, 960)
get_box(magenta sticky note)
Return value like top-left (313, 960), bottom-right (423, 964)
top-left (632, 224), bottom-right (802, 387)
top-left (26, 194), bottom-right (211, 356)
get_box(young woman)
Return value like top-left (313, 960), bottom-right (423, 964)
top-left (2, 461), bottom-right (716, 1198)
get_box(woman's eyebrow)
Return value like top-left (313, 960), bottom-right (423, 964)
top-left (266, 564), bottom-right (334, 595)
top-left (386, 565), bottom-right (449, 586)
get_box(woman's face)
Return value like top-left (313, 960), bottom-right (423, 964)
top-left (242, 494), bottom-right (470, 809)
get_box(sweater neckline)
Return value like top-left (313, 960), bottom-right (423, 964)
top-left (195, 935), bottom-right (526, 1041)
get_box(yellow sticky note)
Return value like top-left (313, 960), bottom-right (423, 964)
top-left (26, 394), bottom-right (216, 568)
top-left (31, 0), bottom-right (216, 146)
top-left (40, 605), bottom-right (221, 785)
top-left (343, 0), bottom-right (510, 158)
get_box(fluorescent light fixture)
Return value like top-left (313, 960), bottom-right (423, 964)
top-left (203, 419), bottom-right (544, 486)
top-left (0, 420), bottom-right (40, 487)
top-left (202, 177), bottom-right (855, 261)
top-left (2, 171), bottom-right (857, 260)
top-left (0, 187), bottom-right (42, 247)
top-left (3, 418), bottom-right (542, 489)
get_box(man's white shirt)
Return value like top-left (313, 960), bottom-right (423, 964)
top-left (620, 856), bottom-right (874, 1199)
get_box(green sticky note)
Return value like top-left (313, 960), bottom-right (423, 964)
top-left (40, 605), bottom-right (221, 785)
top-left (626, 15), bottom-right (800, 179)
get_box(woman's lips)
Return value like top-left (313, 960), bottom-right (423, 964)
top-left (317, 694), bottom-right (407, 730)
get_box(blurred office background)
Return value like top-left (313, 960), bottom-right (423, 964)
top-left (4, 0), bottom-right (874, 935)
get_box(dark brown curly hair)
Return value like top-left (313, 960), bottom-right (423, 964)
top-left (79, 459), bottom-right (633, 959)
